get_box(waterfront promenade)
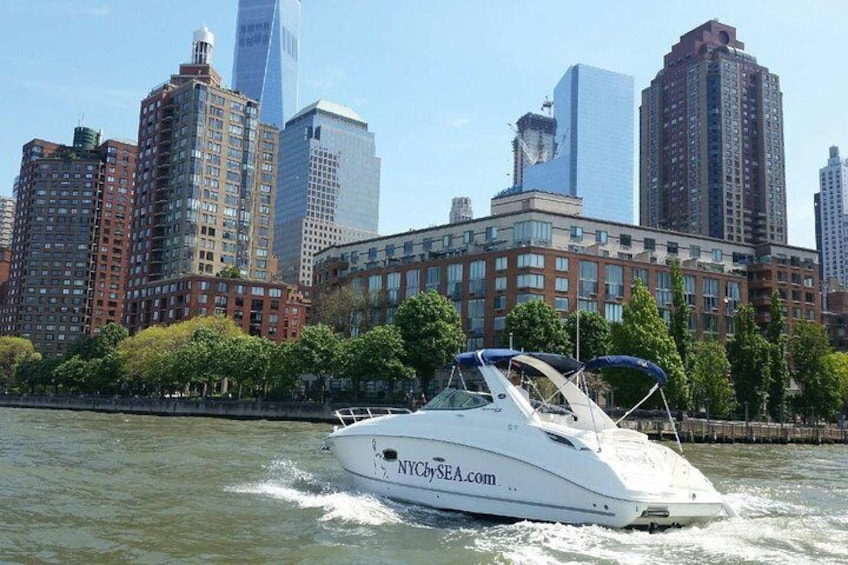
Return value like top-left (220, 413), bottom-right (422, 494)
top-left (2, 394), bottom-right (845, 444)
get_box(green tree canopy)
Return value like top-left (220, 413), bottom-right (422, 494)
top-left (216, 265), bottom-right (242, 279)
top-left (216, 335), bottom-right (277, 399)
top-left (789, 319), bottom-right (840, 421)
top-left (690, 337), bottom-right (736, 417)
top-left (287, 324), bottom-right (341, 400)
top-left (118, 316), bottom-right (243, 395)
top-left (563, 310), bottom-right (610, 362)
top-left (0, 337), bottom-right (41, 391)
top-left (313, 284), bottom-right (371, 338)
top-left (337, 325), bottom-right (412, 398)
top-left (765, 291), bottom-right (789, 420)
top-left (669, 261), bottom-right (693, 370)
top-left (504, 299), bottom-right (570, 355)
top-left (727, 304), bottom-right (772, 418)
top-left (822, 352), bottom-right (848, 415)
top-left (393, 290), bottom-right (465, 394)
top-left (607, 279), bottom-right (689, 409)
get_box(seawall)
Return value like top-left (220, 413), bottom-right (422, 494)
top-left (1, 395), bottom-right (845, 444)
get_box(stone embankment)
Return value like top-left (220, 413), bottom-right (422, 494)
top-left (2, 395), bottom-right (846, 444)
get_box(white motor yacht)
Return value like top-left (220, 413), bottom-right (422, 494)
top-left (326, 349), bottom-right (736, 529)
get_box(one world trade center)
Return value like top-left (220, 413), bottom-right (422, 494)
top-left (232, 0), bottom-right (300, 128)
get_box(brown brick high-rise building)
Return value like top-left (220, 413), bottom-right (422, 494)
top-left (124, 27), bottom-right (306, 341)
top-left (640, 20), bottom-right (787, 245)
top-left (1, 127), bottom-right (136, 356)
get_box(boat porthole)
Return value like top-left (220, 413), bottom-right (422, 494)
top-left (604, 505), bottom-right (609, 510)
top-left (433, 457), bottom-right (445, 462)
top-left (382, 449), bottom-right (398, 461)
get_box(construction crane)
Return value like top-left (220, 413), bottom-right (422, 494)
top-left (541, 97), bottom-right (553, 117)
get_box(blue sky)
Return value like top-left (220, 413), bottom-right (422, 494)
top-left (0, 0), bottom-right (844, 250)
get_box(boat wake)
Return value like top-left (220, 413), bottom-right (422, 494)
top-left (227, 459), bottom-right (847, 564)
top-left (226, 458), bottom-right (464, 528)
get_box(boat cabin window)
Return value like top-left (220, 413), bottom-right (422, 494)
top-left (420, 388), bottom-right (492, 411)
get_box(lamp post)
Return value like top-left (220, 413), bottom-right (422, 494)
top-left (575, 307), bottom-right (581, 362)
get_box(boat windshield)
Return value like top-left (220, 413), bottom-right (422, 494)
top-left (420, 388), bottom-right (492, 411)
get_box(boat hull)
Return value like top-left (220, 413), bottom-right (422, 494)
top-left (331, 432), bottom-right (722, 528)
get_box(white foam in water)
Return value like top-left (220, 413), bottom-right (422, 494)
top-left (227, 458), bottom-right (404, 526)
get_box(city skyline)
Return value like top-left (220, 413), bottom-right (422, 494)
top-left (1, 1), bottom-right (845, 251)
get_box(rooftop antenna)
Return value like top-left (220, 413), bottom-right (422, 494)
top-left (78, 113), bottom-right (85, 127)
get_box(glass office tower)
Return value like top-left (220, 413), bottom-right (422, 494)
top-left (232, 0), bottom-right (300, 128)
top-left (522, 64), bottom-right (634, 224)
top-left (275, 100), bottom-right (380, 285)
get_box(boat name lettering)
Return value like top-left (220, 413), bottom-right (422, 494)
top-left (396, 459), bottom-right (497, 486)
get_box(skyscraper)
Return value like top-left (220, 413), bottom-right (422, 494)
top-left (511, 112), bottom-right (556, 190)
top-left (275, 100), bottom-right (380, 285)
top-left (449, 197), bottom-right (473, 223)
top-left (520, 64), bottom-right (634, 223)
top-left (232, 0), bottom-right (300, 128)
top-left (1, 127), bottom-right (136, 356)
top-left (640, 20), bottom-right (786, 245)
top-left (125, 28), bottom-right (280, 330)
top-left (816, 146), bottom-right (848, 287)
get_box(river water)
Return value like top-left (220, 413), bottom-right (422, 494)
top-left (1, 408), bottom-right (846, 564)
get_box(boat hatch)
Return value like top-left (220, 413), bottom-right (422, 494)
top-left (640, 507), bottom-right (670, 518)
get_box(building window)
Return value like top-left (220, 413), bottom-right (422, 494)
top-left (555, 277), bottom-right (569, 292)
top-left (516, 293), bottom-right (544, 304)
top-left (655, 271), bottom-right (672, 306)
top-left (596, 230), bottom-right (608, 244)
top-left (689, 245), bottom-right (701, 259)
top-left (555, 297), bottom-right (569, 312)
top-left (405, 269), bottom-right (419, 298)
top-left (620, 233), bottom-right (632, 248)
top-left (684, 275), bottom-right (696, 307)
top-left (644, 238), bottom-right (655, 251)
top-left (605, 302), bottom-right (623, 323)
top-left (632, 267), bottom-right (648, 288)
top-left (703, 278), bottom-right (719, 312)
top-left (570, 226), bottom-right (583, 241)
top-left (578, 261), bottom-right (598, 298)
top-left (605, 265), bottom-right (624, 298)
top-left (495, 276), bottom-right (507, 291)
top-left (514, 220), bottom-right (552, 246)
top-left (495, 256), bottom-right (507, 271)
top-left (667, 241), bottom-right (678, 255)
top-left (425, 266), bottom-right (440, 292)
top-left (516, 273), bottom-right (544, 289)
top-left (555, 257), bottom-right (569, 272)
top-left (485, 226), bottom-right (498, 240)
top-left (517, 253), bottom-right (544, 268)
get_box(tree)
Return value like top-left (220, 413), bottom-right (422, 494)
top-left (690, 337), bottom-right (736, 418)
top-left (336, 325), bottom-right (413, 399)
top-left (504, 300), bottom-right (570, 355)
top-left (288, 324), bottom-right (341, 401)
top-left (765, 291), bottom-right (789, 420)
top-left (313, 285), bottom-right (370, 338)
top-left (789, 319), bottom-right (840, 421)
top-left (563, 310), bottom-right (611, 361)
top-left (216, 265), bottom-right (242, 279)
top-left (821, 352), bottom-right (848, 417)
top-left (393, 290), bottom-right (465, 395)
top-left (0, 337), bottom-right (40, 391)
top-left (607, 279), bottom-right (689, 409)
top-left (669, 261), bottom-right (693, 370)
top-left (118, 316), bottom-right (243, 395)
top-left (727, 304), bottom-right (771, 418)
top-left (216, 335), bottom-right (276, 399)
